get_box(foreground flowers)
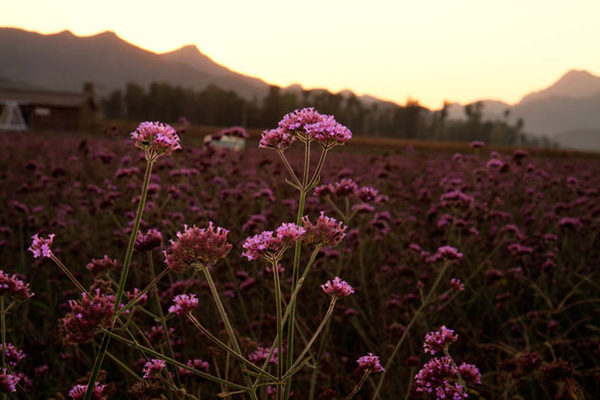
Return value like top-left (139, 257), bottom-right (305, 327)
top-left (164, 223), bottom-right (232, 271)
top-left (130, 121), bottom-right (181, 160)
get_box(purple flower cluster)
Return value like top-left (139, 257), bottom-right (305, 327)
top-left (0, 270), bottom-right (34, 300)
top-left (130, 121), bottom-right (181, 159)
top-left (86, 255), bottom-right (119, 274)
top-left (142, 358), bottom-right (166, 379)
top-left (0, 369), bottom-right (20, 393)
top-left (424, 326), bottom-right (459, 355)
top-left (135, 228), bottom-right (163, 252)
top-left (62, 289), bottom-right (115, 344)
top-left (248, 346), bottom-right (278, 365)
top-left (68, 382), bottom-right (107, 400)
top-left (241, 223), bottom-right (305, 260)
top-left (179, 358), bottom-right (210, 376)
top-left (260, 107), bottom-right (352, 149)
top-left (28, 233), bottom-right (55, 258)
top-left (0, 343), bottom-right (26, 366)
top-left (302, 212), bottom-right (347, 247)
top-left (168, 293), bottom-right (199, 315)
top-left (321, 277), bottom-right (354, 298)
top-left (164, 223), bottom-right (232, 272)
top-left (356, 352), bottom-right (385, 373)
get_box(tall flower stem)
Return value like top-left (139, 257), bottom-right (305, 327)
top-left (101, 329), bottom-right (249, 390)
top-left (50, 254), bottom-right (88, 295)
top-left (149, 255), bottom-right (180, 384)
top-left (371, 261), bottom-right (451, 399)
top-left (201, 267), bottom-right (258, 400)
top-left (283, 297), bottom-right (337, 379)
top-left (271, 260), bottom-right (284, 400)
top-left (344, 370), bottom-right (371, 400)
top-left (84, 158), bottom-right (154, 400)
top-left (187, 314), bottom-right (276, 381)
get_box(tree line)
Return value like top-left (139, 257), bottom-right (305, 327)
top-left (101, 82), bottom-right (553, 147)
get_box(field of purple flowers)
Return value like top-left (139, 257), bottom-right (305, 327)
top-left (0, 112), bottom-right (599, 399)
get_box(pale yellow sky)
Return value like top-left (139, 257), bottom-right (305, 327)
top-left (2, 0), bottom-right (600, 108)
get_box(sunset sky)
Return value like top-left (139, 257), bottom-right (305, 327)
top-left (2, 0), bottom-right (599, 108)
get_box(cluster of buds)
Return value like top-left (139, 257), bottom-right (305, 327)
top-left (62, 289), bottom-right (115, 344)
top-left (241, 223), bottom-right (305, 261)
top-left (130, 121), bottom-right (181, 161)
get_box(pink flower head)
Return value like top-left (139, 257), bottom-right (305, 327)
top-left (62, 289), bottom-right (115, 344)
top-left (179, 359), bottom-right (210, 376)
top-left (164, 222), bottom-right (232, 272)
top-left (486, 158), bottom-right (504, 169)
top-left (436, 246), bottom-right (463, 261)
top-left (0, 369), bottom-right (20, 393)
top-left (68, 382), bottom-right (107, 400)
top-left (357, 186), bottom-right (379, 202)
top-left (415, 357), bottom-right (462, 396)
top-left (304, 115), bottom-right (352, 146)
top-left (86, 255), bottom-right (119, 274)
top-left (0, 343), bottom-right (26, 366)
top-left (469, 140), bottom-right (484, 149)
top-left (135, 228), bottom-right (163, 252)
top-left (248, 346), bottom-right (278, 365)
top-left (168, 293), bottom-right (199, 315)
top-left (424, 326), bottom-right (459, 355)
top-left (28, 233), bottom-right (55, 258)
top-left (275, 223), bottom-right (306, 246)
top-left (143, 358), bottom-right (167, 379)
top-left (131, 121), bottom-right (181, 160)
top-left (259, 128), bottom-right (295, 150)
top-left (278, 107), bottom-right (325, 133)
top-left (458, 362), bottom-right (481, 384)
top-left (357, 352), bottom-right (385, 373)
top-left (450, 278), bottom-right (465, 292)
top-left (333, 178), bottom-right (358, 196)
top-left (302, 212), bottom-right (347, 247)
top-left (242, 231), bottom-right (281, 260)
top-left (0, 270), bottom-right (34, 300)
top-left (321, 277), bottom-right (354, 298)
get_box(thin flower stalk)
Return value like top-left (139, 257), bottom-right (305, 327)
top-left (344, 370), bottom-right (371, 400)
top-left (101, 329), bottom-right (248, 391)
top-left (84, 158), bottom-right (155, 400)
top-left (1, 296), bottom-right (5, 400)
top-left (371, 261), bottom-right (452, 399)
top-left (114, 267), bottom-right (169, 318)
top-left (200, 266), bottom-right (259, 400)
top-left (283, 297), bottom-right (338, 379)
top-left (271, 260), bottom-right (284, 400)
top-left (186, 314), bottom-right (276, 381)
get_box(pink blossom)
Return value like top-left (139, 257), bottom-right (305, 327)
top-left (68, 382), bottom-right (107, 400)
top-left (130, 121), bottom-right (181, 159)
top-left (168, 293), bottom-right (199, 315)
top-left (302, 212), bottom-right (347, 247)
top-left (424, 326), bottom-right (459, 355)
top-left (142, 358), bottom-right (166, 379)
top-left (357, 352), bottom-right (384, 373)
top-left (28, 233), bottom-right (55, 258)
top-left (321, 277), bottom-right (354, 298)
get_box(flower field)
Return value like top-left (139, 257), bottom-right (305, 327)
top-left (0, 111), bottom-right (598, 399)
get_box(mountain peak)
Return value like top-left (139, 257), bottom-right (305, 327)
top-left (520, 69), bottom-right (600, 103)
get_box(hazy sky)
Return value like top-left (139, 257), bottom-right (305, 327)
top-left (2, 0), bottom-right (599, 108)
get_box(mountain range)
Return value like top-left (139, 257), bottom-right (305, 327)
top-left (1, 27), bottom-right (599, 150)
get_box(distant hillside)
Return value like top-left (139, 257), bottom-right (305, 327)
top-left (519, 69), bottom-right (600, 104)
top-left (0, 27), bottom-right (270, 99)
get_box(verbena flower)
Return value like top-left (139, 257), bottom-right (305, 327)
top-left (68, 382), bottom-right (107, 400)
top-left (248, 346), bottom-right (278, 365)
top-left (179, 359), bottom-right (210, 377)
top-left (321, 277), bottom-right (354, 298)
top-left (415, 357), bottom-right (463, 398)
top-left (135, 228), bottom-right (163, 252)
top-left (28, 233), bottom-right (55, 258)
top-left (62, 289), bottom-right (115, 344)
top-left (333, 178), bottom-right (358, 196)
top-left (86, 255), bottom-right (119, 274)
top-left (0, 270), bottom-right (34, 300)
top-left (450, 278), bottom-right (465, 292)
top-left (0, 369), bottom-right (20, 393)
top-left (304, 115), bottom-right (352, 146)
top-left (424, 326), bottom-right (459, 355)
top-left (142, 359), bottom-right (166, 380)
top-left (0, 343), bottom-right (26, 366)
top-left (357, 352), bottom-right (384, 373)
top-left (242, 223), bottom-right (304, 261)
top-left (259, 128), bottom-right (295, 150)
top-left (433, 246), bottom-right (463, 261)
top-left (458, 362), bottom-right (482, 384)
top-left (302, 212), bottom-right (347, 247)
top-left (168, 293), bottom-right (199, 315)
top-left (131, 121), bottom-right (181, 160)
top-left (164, 223), bottom-right (232, 272)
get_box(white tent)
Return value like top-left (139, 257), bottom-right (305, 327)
top-left (0, 101), bottom-right (27, 132)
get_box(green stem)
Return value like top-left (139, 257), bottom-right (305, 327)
top-left (272, 260), bottom-right (284, 400)
top-left (283, 298), bottom-right (337, 379)
top-left (201, 267), bottom-right (258, 400)
top-left (84, 158), bottom-right (154, 400)
top-left (101, 329), bottom-right (248, 390)
top-left (150, 255), bottom-right (180, 384)
top-left (344, 370), bottom-right (371, 400)
top-left (1, 296), bottom-right (5, 400)
top-left (50, 254), bottom-right (88, 295)
top-left (187, 314), bottom-right (276, 381)
top-left (371, 261), bottom-right (451, 399)
top-left (115, 267), bottom-right (169, 318)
